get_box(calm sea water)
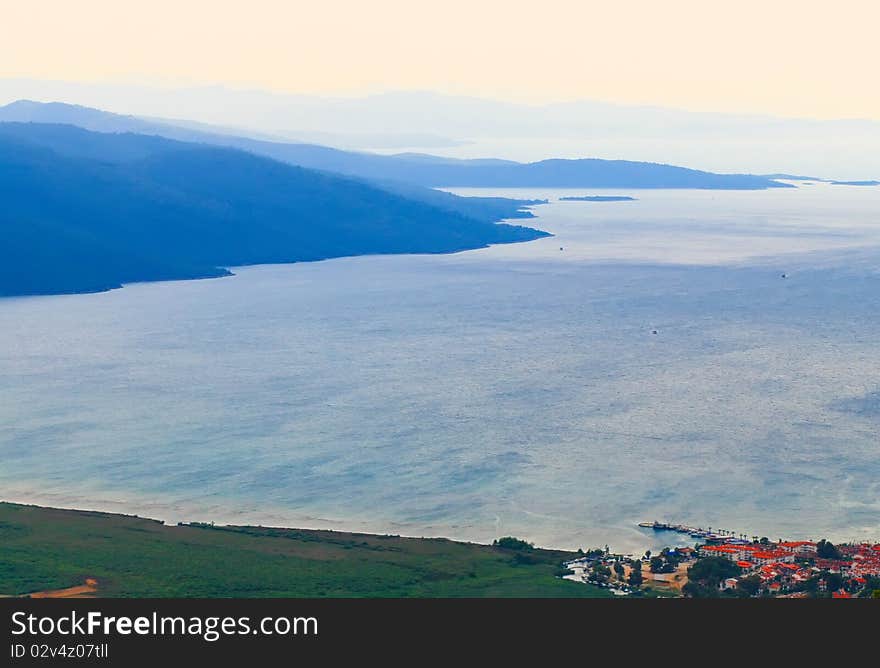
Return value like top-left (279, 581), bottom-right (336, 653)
top-left (2, 184), bottom-right (879, 553)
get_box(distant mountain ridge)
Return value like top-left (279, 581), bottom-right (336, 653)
top-left (3, 83), bottom-right (876, 177)
top-left (0, 123), bottom-right (548, 297)
top-left (0, 100), bottom-right (791, 190)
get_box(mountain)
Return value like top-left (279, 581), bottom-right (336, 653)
top-left (0, 123), bottom-right (548, 297)
top-left (0, 101), bottom-right (790, 190)
top-left (2, 83), bottom-right (878, 178)
top-left (0, 102), bottom-right (541, 223)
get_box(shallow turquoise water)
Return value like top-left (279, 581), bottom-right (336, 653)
top-left (2, 184), bottom-right (879, 552)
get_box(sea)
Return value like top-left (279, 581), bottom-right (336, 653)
top-left (1, 182), bottom-right (879, 554)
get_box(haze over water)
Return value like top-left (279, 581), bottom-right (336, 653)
top-left (2, 183), bottom-right (879, 553)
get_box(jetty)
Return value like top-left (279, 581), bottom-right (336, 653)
top-left (638, 521), bottom-right (745, 543)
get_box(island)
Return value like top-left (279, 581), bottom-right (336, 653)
top-left (559, 195), bottom-right (637, 202)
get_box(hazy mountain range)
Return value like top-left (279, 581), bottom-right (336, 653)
top-left (0, 100), bottom-right (789, 190)
top-left (1, 80), bottom-right (877, 178)
top-left (0, 97), bottom-right (855, 298)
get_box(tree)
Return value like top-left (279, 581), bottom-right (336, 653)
top-left (738, 575), bottom-right (761, 596)
top-left (589, 562), bottom-right (611, 585)
top-left (682, 581), bottom-right (717, 598)
top-left (628, 566), bottom-right (643, 587)
top-left (493, 536), bottom-right (534, 551)
top-left (816, 539), bottom-right (841, 560)
top-left (823, 571), bottom-right (844, 593)
top-left (859, 576), bottom-right (880, 597)
top-left (664, 549), bottom-right (681, 567)
top-left (687, 557), bottom-right (741, 589)
top-left (797, 575), bottom-right (820, 594)
top-left (613, 561), bottom-right (625, 580)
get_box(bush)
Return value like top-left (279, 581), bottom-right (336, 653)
top-left (493, 536), bottom-right (534, 551)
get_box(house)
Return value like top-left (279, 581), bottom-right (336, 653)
top-left (751, 550), bottom-right (795, 565)
top-left (720, 578), bottom-right (739, 591)
top-left (778, 541), bottom-right (817, 555)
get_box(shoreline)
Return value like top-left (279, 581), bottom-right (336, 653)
top-left (0, 501), bottom-right (608, 598)
top-left (5, 491), bottom-right (874, 557)
top-left (4, 501), bottom-right (878, 599)
top-left (0, 488), bottom-right (683, 555)
top-left (0, 499), bottom-right (499, 548)
top-left (0, 227), bottom-right (553, 301)
top-left (0, 492), bottom-right (539, 551)
top-left (0, 487), bottom-right (705, 555)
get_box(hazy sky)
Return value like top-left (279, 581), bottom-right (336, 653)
top-left (3, 0), bottom-right (879, 119)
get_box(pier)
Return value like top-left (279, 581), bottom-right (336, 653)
top-left (638, 521), bottom-right (747, 543)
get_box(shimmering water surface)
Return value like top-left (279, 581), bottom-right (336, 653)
top-left (2, 184), bottom-right (879, 553)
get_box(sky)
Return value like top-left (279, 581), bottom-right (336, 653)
top-left (2, 0), bottom-right (879, 120)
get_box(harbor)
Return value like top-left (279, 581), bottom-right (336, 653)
top-left (639, 521), bottom-right (757, 543)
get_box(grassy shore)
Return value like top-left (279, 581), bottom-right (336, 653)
top-left (0, 502), bottom-right (609, 598)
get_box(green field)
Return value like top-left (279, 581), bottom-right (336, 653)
top-left (0, 502), bottom-right (610, 598)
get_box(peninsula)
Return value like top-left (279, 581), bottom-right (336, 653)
top-left (0, 123), bottom-right (548, 298)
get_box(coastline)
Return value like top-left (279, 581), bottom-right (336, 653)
top-left (6, 500), bottom-right (876, 599)
top-left (3, 481), bottom-right (874, 556)
top-left (0, 501), bottom-right (609, 598)
top-left (0, 226), bottom-right (552, 300)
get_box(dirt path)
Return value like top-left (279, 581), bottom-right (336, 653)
top-left (27, 578), bottom-right (99, 598)
top-left (618, 562), bottom-right (689, 592)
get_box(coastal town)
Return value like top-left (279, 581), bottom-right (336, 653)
top-left (564, 522), bottom-right (880, 598)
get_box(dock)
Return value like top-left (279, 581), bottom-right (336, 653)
top-left (638, 521), bottom-right (745, 543)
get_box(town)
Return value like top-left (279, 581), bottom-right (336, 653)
top-left (564, 523), bottom-right (880, 598)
